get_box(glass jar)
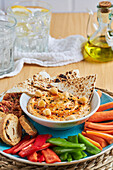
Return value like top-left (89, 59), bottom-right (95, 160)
top-left (0, 15), bottom-right (16, 75)
top-left (7, 0), bottom-right (51, 53)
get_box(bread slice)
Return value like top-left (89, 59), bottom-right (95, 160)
top-left (19, 115), bottom-right (37, 137)
top-left (0, 111), bottom-right (6, 121)
top-left (0, 114), bottom-right (22, 146)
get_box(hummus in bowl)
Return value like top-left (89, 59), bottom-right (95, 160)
top-left (27, 88), bottom-right (90, 121)
top-left (20, 90), bottom-right (100, 130)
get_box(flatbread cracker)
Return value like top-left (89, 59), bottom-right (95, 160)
top-left (32, 70), bottom-right (79, 91)
top-left (32, 71), bottom-right (52, 91)
top-left (6, 70), bottom-right (96, 104)
top-left (51, 74), bottom-right (96, 103)
top-left (7, 78), bottom-right (38, 96)
top-left (52, 69), bottom-right (79, 83)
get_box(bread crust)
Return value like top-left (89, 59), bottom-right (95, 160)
top-left (0, 111), bottom-right (6, 121)
top-left (19, 115), bottom-right (37, 137)
top-left (0, 114), bottom-right (22, 146)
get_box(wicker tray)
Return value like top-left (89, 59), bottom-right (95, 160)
top-left (1, 87), bottom-right (113, 170)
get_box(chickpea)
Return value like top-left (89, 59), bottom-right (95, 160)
top-left (78, 97), bottom-right (88, 104)
top-left (43, 108), bottom-right (51, 116)
top-left (35, 90), bottom-right (42, 97)
top-left (38, 100), bottom-right (46, 108)
top-left (63, 91), bottom-right (69, 98)
top-left (66, 115), bottom-right (76, 120)
top-left (50, 87), bottom-right (58, 95)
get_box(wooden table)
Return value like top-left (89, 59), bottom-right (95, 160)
top-left (0, 13), bottom-right (113, 93)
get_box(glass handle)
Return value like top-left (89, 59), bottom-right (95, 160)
top-left (86, 9), bottom-right (98, 40)
top-left (86, 9), bottom-right (94, 38)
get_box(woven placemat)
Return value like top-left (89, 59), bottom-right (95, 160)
top-left (0, 87), bottom-right (113, 170)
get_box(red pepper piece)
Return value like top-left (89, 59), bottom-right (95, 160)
top-left (33, 134), bottom-right (52, 148)
top-left (13, 137), bottom-right (36, 154)
top-left (39, 154), bottom-right (45, 162)
top-left (18, 143), bottom-right (51, 158)
top-left (37, 152), bottom-right (45, 162)
top-left (27, 152), bottom-right (38, 162)
top-left (3, 135), bottom-right (30, 154)
top-left (41, 148), bottom-right (61, 164)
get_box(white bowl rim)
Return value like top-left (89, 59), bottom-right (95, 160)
top-left (20, 90), bottom-right (100, 124)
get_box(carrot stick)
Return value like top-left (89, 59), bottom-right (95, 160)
top-left (98, 121), bottom-right (113, 125)
top-left (85, 122), bottom-right (113, 131)
top-left (84, 127), bottom-right (96, 131)
top-left (86, 131), bottom-right (113, 144)
top-left (82, 131), bottom-right (108, 147)
top-left (88, 110), bottom-right (113, 122)
top-left (97, 90), bottom-right (102, 98)
top-left (84, 127), bottom-right (113, 134)
top-left (97, 102), bottom-right (113, 112)
top-left (84, 136), bottom-right (102, 150)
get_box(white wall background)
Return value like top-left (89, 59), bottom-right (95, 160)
top-left (0, 0), bottom-right (113, 13)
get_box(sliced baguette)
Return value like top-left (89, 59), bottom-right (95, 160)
top-left (0, 111), bottom-right (6, 121)
top-left (0, 114), bottom-right (22, 146)
top-left (19, 115), bottom-right (37, 137)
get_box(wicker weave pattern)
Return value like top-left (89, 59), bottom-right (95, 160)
top-left (0, 88), bottom-right (113, 170)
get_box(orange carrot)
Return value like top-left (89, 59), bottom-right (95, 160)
top-left (88, 110), bottom-right (113, 122)
top-left (86, 131), bottom-right (113, 144)
top-left (98, 121), bottom-right (113, 125)
top-left (97, 90), bottom-right (102, 98)
top-left (97, 102), bottom-right (113, 112)
top-left (82, 131), bottom-right (108, 147)
top-left (85, 122), bottom-right (113, 131)
top-left (85, 136), bottom-right (102, 150)
top-left (84, 127), bottom-right (96, 132)
top-left (84, 127), bottom-right (113, 135)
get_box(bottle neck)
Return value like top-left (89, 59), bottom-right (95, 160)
top-left (97, 8), bottom-right (110, 35)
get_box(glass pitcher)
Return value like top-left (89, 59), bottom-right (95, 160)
top-left (83, 1), bottom-right (113, 62)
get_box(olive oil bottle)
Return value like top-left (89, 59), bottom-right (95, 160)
top-left (84, 36), bottom-right (113, 62)
top-left (83, 1), bottom-right (113, 62)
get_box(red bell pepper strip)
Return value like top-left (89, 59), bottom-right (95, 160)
top-left (13, 137), bottom-right (36, 154)
top-left (39, 154), bottom-right (45, 162)
top-left (33, 134), bottom-right (52, 148)
top-left (37, 152), bottom-right (45, 162)
top-left (27, 152), bottom-right (38, 162)
top-left (18, 143), bottom-right (51, 158)
top-left (3, 135), bottom-right (30, 154)
top-left (41, 148), bottom-right (61, 163)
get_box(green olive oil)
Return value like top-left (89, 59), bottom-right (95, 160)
top-left (83, 36), bottom-right (113, 62)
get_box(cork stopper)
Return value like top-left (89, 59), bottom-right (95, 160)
top-left (99, 1), bottom-right (111, 8)
top-left (97, 1), bottom-right (112, 23)
top-left (99, 1), bottom-right (111, 13)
